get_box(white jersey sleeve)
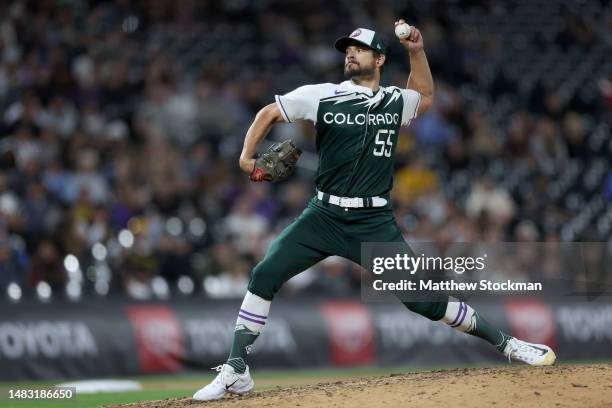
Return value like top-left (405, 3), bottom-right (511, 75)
top-left (275, 84), bottom-right (331, 123)
top-left (400, 89), bottom-right (422, 125)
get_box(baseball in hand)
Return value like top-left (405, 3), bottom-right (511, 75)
top-left (395, 23), bottom-right (412, 39)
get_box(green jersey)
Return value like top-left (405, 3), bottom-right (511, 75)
top-left (275, 80), bottom-right (421, 197)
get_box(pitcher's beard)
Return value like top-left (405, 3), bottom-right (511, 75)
top-left (344, 63), bottom-right (375, 80)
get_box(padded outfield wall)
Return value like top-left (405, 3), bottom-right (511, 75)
top-left (0, 297), bottom-right (611, 380)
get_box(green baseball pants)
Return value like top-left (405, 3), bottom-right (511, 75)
top-left (247, 197), bottom-right (448, 321)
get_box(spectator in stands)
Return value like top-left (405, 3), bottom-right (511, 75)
top-left (529, 117), bottom-right (567, 175)
top-left (466, 176), bottom-right (516, 229)
top-left (0, 229), bottom-right (28, 290)
top-left (27, 239), bottom-right (64, 293)
top-left (562, 112), bottom-right (589, 160)
top-left (393, 157), bottom-right (440, 206)
top-left (504, 111), bottom-right (532, 159)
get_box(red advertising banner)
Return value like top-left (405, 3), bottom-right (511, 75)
top-left (126, 305), bottom-right (185, 373)
top-left (321, 301), bottom-right (375, 366)
top-left (504, 298), bottom-right (557, 350)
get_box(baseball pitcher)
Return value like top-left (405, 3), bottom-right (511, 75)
top-left (193, 20), bottom-right (556, 401)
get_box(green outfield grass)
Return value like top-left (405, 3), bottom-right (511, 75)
top-left (0, 360), bottom-right (608, 408)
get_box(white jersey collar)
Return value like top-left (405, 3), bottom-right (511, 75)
top-left (340, 80), bottom-right (382, 97)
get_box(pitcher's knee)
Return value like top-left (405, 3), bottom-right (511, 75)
top-left (247, 262), bottom-right (283, 300)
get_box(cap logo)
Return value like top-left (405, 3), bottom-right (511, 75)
top-left (350, 29), bottom-right (362, 38)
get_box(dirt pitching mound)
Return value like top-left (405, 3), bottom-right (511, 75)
top-left (112, 364), bottom-right (612, 408)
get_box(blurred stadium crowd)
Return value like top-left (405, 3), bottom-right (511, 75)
top-left (0, 0), bottom-right (610, 302)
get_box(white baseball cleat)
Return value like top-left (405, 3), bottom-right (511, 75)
top-left (503, 337), bottom-right (556, 366)
top-left (192, 364), bottom-right (254, 401)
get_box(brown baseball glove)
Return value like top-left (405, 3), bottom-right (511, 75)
top-left (250, 140), bottom-right (302, 182)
